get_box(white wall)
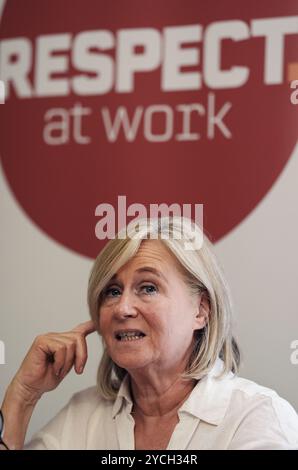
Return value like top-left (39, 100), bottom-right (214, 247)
top-left (0, 143), bottom-right (298, 443)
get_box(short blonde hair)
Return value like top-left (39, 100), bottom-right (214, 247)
top-left (87, 217), bottom-right (240, 400)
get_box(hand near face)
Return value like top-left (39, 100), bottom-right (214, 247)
top-left (11, 320), bottom-right (96, 405)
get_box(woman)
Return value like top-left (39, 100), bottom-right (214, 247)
top-left (1, 217), bottom-right (298, 450)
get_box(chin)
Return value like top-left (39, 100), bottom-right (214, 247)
top-left (111, 352), bottom-right (152, 371)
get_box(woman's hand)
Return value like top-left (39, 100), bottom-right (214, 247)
top-left (0, 320), bottom-right (96, 449)
top-left (11, 320), bottom-right (97, 405)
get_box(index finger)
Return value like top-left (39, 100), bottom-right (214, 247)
top-left (71, 320), bottom-right (97, 337)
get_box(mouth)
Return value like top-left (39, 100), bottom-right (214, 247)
top-left (114, 329), bottom-right (146, 342)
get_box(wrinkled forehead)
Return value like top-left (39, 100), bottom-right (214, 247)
top-left (115, 239), bottom-right (184, 279)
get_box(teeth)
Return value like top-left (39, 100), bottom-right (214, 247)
top-left (121, 335), bottom-right (143, 341)
top-left (116, 331), bottom-right (145, 341)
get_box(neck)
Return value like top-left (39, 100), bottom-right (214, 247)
top-left (129, 368), bottom-right (197, 418)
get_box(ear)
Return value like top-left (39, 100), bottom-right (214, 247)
top-left (193, 292), bottom-right (210, 331)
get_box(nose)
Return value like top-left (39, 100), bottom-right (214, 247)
top-left (113, 290), bottom-right (138, 320)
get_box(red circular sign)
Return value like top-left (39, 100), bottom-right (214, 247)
top-left (0, 0), bottom-right (297, 258)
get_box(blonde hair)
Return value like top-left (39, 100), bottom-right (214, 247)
top-left (87, 217), bottom-right (240, 400)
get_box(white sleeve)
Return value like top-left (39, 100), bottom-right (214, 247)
top-left (24, 401), bottom-right (69, 450)
top-left (23, 386), bottom-right (102, 450)
top-left (228, 395), bottom-right (298, 450)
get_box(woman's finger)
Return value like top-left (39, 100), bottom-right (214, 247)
top-left (74, 333), bottom-right (88, 374)
top-left (50, 333), bottom-right (88, 375)
top-left (59, 340), bottom-right (76, 378)
top-left (71, 320), bottom-right (96, 337)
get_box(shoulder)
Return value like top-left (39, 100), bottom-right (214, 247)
top-left (197, 360), bottom-right (298, 449)
top-left (222, 375), bottom-right (298, 449)
top-left (25, 386), bottom-right (114, 450)
top-left (67, 386), bottom-right (105, 408)
top-left (229, 374), bottom-right (297, 417)
top-left (208, 361), bottom-right (297, 424)
top-left (62, 385), bottom-right (114, 418)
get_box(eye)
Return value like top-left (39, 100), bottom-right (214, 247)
top-left (140, 284), bottom-right (157, 295)
top-left (104, 286), bottom-right (121, 298)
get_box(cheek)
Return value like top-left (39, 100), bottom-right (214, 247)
top-left (146, 312), bottom-right (168, 339)
top-left (98, 308), bottom-right (110, 335)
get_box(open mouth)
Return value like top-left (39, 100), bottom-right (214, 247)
top-left (114, 330), bottom-right (146, 342)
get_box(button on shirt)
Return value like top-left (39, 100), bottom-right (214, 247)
top-left (24, 359), bottom-right (298, 450)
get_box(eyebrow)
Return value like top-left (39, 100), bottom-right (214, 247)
top-left (110, 266), bottom-right (168, 283)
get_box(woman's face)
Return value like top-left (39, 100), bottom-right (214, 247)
top-left (99, 240), bottom-right (207, 374)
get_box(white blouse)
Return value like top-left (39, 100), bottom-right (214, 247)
top-left (24, 359), bottom-right (298, 450)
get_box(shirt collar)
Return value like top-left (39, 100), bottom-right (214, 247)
top-left (178, 358), bottom-right (235, 425)
top-left (112, 374), bottom-right (133, 419)
top-left (112, 358), bottom-right (235, 425)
